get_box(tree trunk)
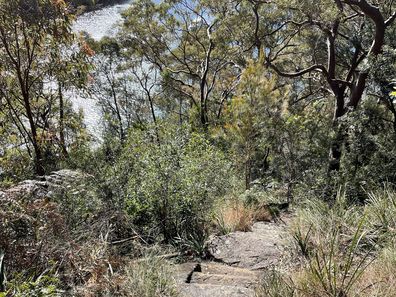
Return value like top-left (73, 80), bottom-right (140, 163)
top-left (23, 93), bottom-right (45, 176)
top-left (328, 125), bottom-right (344, 172)
top-left (58, 82), bottom-right (68, 158)
top-left (147, 92), bottom-right (160, 145)
top-left (200, 106), bottom-right (209, 130)
top-left (245, 160), bottom-right (251, 190)
top-left (328, 89), bottom-right (347, 173)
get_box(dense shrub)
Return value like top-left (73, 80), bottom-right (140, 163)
top-left (339, 101), bottom-right (396, 200)
top-left (99, 124), bottom-right (239, 243)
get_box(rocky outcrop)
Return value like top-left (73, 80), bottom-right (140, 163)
top-left (176, 218), bottom-right (294, 297)
top-left (176, 262), bottom-right (258, 297)
top-left (207, 221), bottom-right (291, 270)
top-left (0, 170), bottom-right (84, 201)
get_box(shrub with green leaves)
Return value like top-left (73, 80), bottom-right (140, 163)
top-left (1, 272), bottom-right (61, 297)
top-left (102, 124), bottom-right (238, 243)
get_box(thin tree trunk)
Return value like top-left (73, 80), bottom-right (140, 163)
top-left (328, 92), bottom-right (347, 172)
top-left (108, 77), bottom-right (125, 143)
top-left (147, 92), bottom-right (160, 145)
top-left (26, 100), bottom-right (45, 176)
top-left (58, 82), bottom-right (68, 158)
top-left (20, 87), bottom-right (45, 175)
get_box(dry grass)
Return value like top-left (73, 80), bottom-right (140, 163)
top-left (214, 200), bottom-right (272, 234)
top-left (254, 205), bottom-right (273, 222)
top-left (354, 246), bottom-right (396, 297)
top-left (214, 201), bottom-right (254, 233)
top-left (256, 189), bottom-right (396, 297)
top-left (73, 254), bottom-right (179, 297)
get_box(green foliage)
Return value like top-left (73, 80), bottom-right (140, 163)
top-left (120, 0), bottom-right (241, 127)
top-left (220, 61), bottom-right (331, 190)
top-left (338, 100), bottom-right (396, 199)
top-left (4, 272), bottom-right (61, 297)
top-left (0, 0), bottom-right (91, 176)
top-left (52, 177), bottom-right (103, 228)
top-left (221, 61), bottom-right (288, 186)
top-left (2, 0), bottom-right (396, 294)
top-left (293, 224), bottom-right (313, 258)
top-left (0, 149), bottom-right (32, 187)
top-left (100, 124), bottom-right (238, 243)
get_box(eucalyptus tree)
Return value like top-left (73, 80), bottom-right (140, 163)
top-left (120, 0), bottom-right (242, 129)
top-left (262, 0), bottom-right (396, 172)
top-left (0, 0), bottom-right (90, 175)
top-left (87, 37), bottom-right (162, 143)
top-left (0, 0), bottom-right (83, 175)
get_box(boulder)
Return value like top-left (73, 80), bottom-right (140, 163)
top-left (0, 169), bottom-right (84, 201)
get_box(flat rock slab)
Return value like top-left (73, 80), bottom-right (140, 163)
top-left (177, 263), bottom-right (258, 297)
top-left (180, 283), bottom-right (255, 297)
top-left (207, 221), bottom-right (291, 270)
top-left (175, 219), bottom-right (294, 297)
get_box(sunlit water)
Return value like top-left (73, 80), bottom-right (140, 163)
top-left (72, 1), bottom-right (133, 40)
top-left (71, 1), bottom-right (133, 139)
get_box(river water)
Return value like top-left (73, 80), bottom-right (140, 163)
top-left (71, 1), bottom-right (134, 138)
top-left (72, 1), bottom-right (134, 40)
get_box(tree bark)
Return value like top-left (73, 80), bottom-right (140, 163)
top-left (58, 82), bottom-right (68, 158)
top-left (18, 71), bottom-right (45, 176)
top-left (24, 96), bottom-right (45, 176)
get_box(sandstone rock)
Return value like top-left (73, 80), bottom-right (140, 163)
top-left (176, 262), bottom-right (258, 297)
top-left (0, 170), bottom-right (84, 201)
top-left (174, 218), bottom-right (294, 297)
top-left (207, 222), bottom-right (291, 270)
top-left (180, 283), bottom-right (255, 297)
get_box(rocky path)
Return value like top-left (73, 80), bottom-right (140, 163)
top-left (175, 220), bottom-right (294, 297)
top-left (1, 172), bottom-right (294, 296)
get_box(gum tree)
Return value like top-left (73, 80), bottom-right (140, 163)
top-left (120, 0), bottom-right (242, 129)
top-left (0, 0), bottom-right (78, 174)
top-left (264, 0), bottom-right (396, 171)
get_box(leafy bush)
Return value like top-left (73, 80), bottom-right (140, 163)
top-left (0, 148), bottom-right (32, 187)
top-left (334, 100), bottom-right (396, 200)
top-left (2, 272), bottom-right (61, 297)
top-left (101, 124), bottom-right (239, 243)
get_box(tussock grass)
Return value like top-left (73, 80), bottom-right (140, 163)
top-left (214, 199), bottom-right (272, 234)
top-left (73, 252), bottom-right (179, 297)
top-left (215, 201), bottom-right (255, 233)
top-left (256, 187), bottom-right (396, 297)
top-left (121, 256), bottom-right (179, 297)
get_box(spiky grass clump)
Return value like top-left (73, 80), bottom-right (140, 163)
top-left (122, 256), bottom-right (179, 297)
top-left (256, 190), bottom-right (395, 297)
